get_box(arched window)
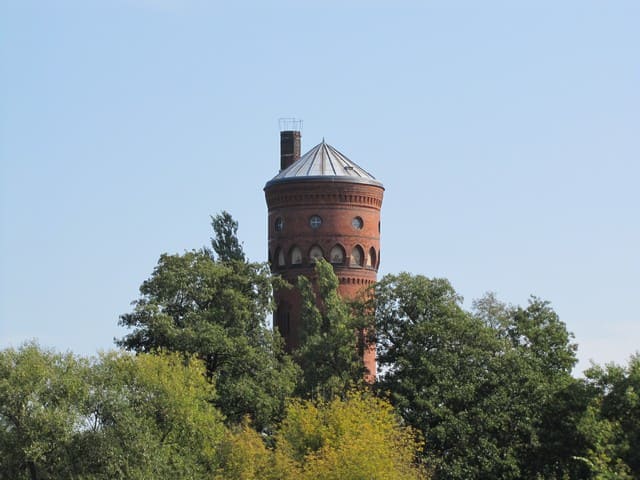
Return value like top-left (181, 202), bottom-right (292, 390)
top-left (350, 245), bottom-right (364, 267)
top-left (309, 245), bottom-right (323, 263)
top-left (368, 247), bottom-right (377, 268)
top-left (330, 245), bottom-right (346, 264)
top-left (290, 246), bottom-right (302, 265)
top-left (276, 248), bottom-right (286, 267)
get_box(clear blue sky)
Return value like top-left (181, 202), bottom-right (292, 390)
top-left (1, 0), bottom-right (638, 375)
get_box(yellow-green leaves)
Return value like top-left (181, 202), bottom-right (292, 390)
top-left (277, 392), bottom-right (428, 480)
top-left (215, 392), bottom-right (429, 480)
top-left (0, 344), bottom-right (226, 479)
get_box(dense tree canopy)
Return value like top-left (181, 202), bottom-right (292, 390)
top-left (0, 343), bottom-right (89, 479)
top-left (581, 355), bottom-right (640, 478)
top-left (472, 293), bottom-right (590, 479)
top-left (274, 392), bottom-right (428, 480)
top-left (117, 213), bottom-right (298, 429)
top-left (0, 344), bottom-right (224, 480)
top-left (0, 344), bottom-right (426, 480)
top-left (215, 392), bottom-right (429, 480)
top-left (372, 273), bottom-right (588, 480)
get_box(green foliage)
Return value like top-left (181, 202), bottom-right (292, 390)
top-left (0, 343), bottom-right (225, 480)
top-left (530, 378), bottom-right (593, 479)
top-left (575, 402), bottom-right (633, 479)
top-left (373, 275), bottom-right (584, 479)
top-left (0, 342), bottom-right (89, 479)
top-left (583, 355), bottom-right (640, 477)
top-left (473, 293), bottom-right (585, 479)
top-left (117, 213), bottom-right (299, 429)
top-left (215, 419), bottom-right (280, 480)
top-left (275, 392), bottom-right (429, 480)
top-left (472, 292), bottom-right (578, 375)
top-left (375, 275), bottom-right (520, 478)
top-left (76, 351), bottom-right (225, 479)
top-left (214, 392), bottom-right (429, 480)
top-left (210, 210), bottom-right (245, 262)
top-left (294, 259), bottom-right (366, 400)
top-left (508, 296), bottom-right (578, 375)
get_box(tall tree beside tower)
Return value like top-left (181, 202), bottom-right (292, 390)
top-left (117, 212), bottom-right (299, 430)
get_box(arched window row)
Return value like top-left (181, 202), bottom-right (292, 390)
top-left (270, 244), bottom-right (379, 270)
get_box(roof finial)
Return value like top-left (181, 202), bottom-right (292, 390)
top-left (322, 137), bottom-right (325, 144)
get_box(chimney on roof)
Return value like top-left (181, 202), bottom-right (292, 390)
top-left (279, 118), bottom-right (302, 171)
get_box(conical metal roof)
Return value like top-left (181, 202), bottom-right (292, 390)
top-left (265, 140), bottom-right (383, 188)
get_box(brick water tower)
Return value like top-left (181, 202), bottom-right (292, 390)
top-left (264, 121), bottom-right (384, 378)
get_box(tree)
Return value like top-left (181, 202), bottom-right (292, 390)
top-left (373, 274), bottom-right (584, 479)
top-left (583, 355), bottom-right (640, 478)
top-left (0, 342), bottom-right (89, 480)
top-left (214, 392), bottom-right (429, 480)
top-left (75, 351), bottom-right (225, 479)
top-left (275, 392), bottom-right (429, 480)
top-left (374, 274), bottom-right (521, 479)
top-left (472, 292), bottom-right (578, 375)
top-left (117, 213), bottom-right (299, 429)
top-left (472, 293), bottom-right (586, 479)
top-left (215, 419), bottom-right (279, 480)
top-left (293, 259), bottom-right (367, 400)
top-left (210, 210), bottom-right (245, 262)
top-left (0, 344), bottom-right (225, 480)
top-left (574, 402), bottom-right (633, 479)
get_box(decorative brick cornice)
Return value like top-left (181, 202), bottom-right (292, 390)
top-left (338, 276), bottom-right (376, 286)
top-left (265, 182), bottom-right (384, 210)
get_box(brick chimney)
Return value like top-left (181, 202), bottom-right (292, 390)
top-left (280, 130), bottom-right (301, 171)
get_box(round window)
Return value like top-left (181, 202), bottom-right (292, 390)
top-left (309, 215), bottom-right (322, 229)
top-left (352, 216), bottom-right (363, 229)
top-left (275, 217), bottom-right (284, 232)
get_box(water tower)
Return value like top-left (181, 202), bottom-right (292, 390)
top-left (264, 120), bottom-right (384, 378)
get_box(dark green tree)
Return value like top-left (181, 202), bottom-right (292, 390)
top-left (472, 293), bottom-right (588, 479)
top-left (293, 259), bottom-right (367, 400)
top-left (373, 274), bottom-right (584, 480)
top-left (210, 211), bottom-right (245, 262)
top-left (117, 213), bottom-right (299, 430)
top-left (374, 274), bottom-right (521, 479)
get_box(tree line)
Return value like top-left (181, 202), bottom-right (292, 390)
top-left (1, 212), bottom-right (638, 479)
